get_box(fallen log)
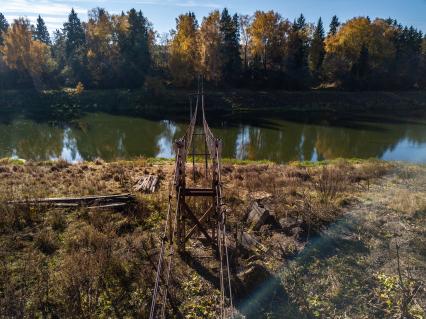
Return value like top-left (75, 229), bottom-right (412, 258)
top-left (6, 193), bottom-right (136, 209)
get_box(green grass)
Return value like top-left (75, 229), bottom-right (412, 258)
top-left (0, 157), bottom-right (26, 165)
top-left (289, 157), bottom-right (385, 167)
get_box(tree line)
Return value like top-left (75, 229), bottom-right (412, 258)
top-left (0, 8), bottom-right (425, 90)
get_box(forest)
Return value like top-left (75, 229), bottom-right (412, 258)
top-left (0, 8), bottom-right (425, 91)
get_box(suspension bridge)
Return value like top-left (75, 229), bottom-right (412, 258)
top-left (149, 85), bottom-right (234, 319)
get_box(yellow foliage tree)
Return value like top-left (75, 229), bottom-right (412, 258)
top-left (325, 17), bottom-right (396, 69)
top-left (248, 11), bottom-right (290, 71)
top-left (169, 12), bottom-right (200, 87)
top-left (1, 17), bottom-right (54, 89)
top-left (199, 11), bottom-right (222, 83)
top-left (85, 8), bottom-right (116, 86)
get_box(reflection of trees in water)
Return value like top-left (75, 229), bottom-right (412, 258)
top-left (217, 119), bottom-right (426, 162)
top-left (314, 121), bottom-right (426, 160)
top-left (0, 113), bottom-right (425, 162)
top-left (219, 122), bottom-right (316, 162)
top-left (156, 120), bottom-right (180, 158)
top-left (234, 126), bottom-right (250, 159)
top-left (69, 114), bottom-right (184, 161)
top-left (0, 120), bottom-right (63, 160)
top-left (60, 128), bottom-right (83, 162)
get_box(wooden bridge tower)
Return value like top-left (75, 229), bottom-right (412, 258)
top-left (174, 91), bottom-right (223, 253)
top-left (149, 85), bottom-right (233, 319)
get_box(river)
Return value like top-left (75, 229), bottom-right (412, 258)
top-left (0, 112), bottom-right (425, 163)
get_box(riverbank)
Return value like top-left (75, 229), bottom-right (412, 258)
top-left (1, 88), bottom-right (426, 123)
top-left (0, 158), bottom-right (424, 318)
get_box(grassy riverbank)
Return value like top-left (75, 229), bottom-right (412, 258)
top-left (0, 158), bottom-right (424, 318)
top-left (1, 89), bottom-right (426, 123)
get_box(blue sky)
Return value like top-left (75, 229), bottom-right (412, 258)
top-left (1, 0), bottom-right (425, 37)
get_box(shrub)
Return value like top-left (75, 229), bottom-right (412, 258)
top-left (75, 81), bottom-right (84, 94)
top-left (34, 229), bottom-right (57, 255)
top-left (314, 166), bottom-right (346, 203)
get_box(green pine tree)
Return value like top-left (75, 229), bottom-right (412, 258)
top-left (328, 15), bottom-right (340, 36)
top-left (285, 14), bottom-right (311, 88)
top-left (63, 8), bottom-right (87, 85)
top-left (63, 8), bottom-right (85, 58)
top-left (34, 15), bottom-right (50, 44)
top-left (309, 17), bottom-right (325, 76)
top-left (219, 8), bottom-right (241, 84)
top-left (119, 8), bottom-right (151, 88)
top-left (294, 13), bottom-right (306, 31)
top-left (0, 13), bottom-right (9, 45)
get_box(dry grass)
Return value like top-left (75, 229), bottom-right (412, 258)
top-left (0, 158), bottom-right (395, 318)
top-left (389, 190), bottom-right (426, 215)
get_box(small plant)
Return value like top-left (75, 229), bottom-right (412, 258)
top-left (34, 229), bottom-right (58, 255)
top-left (75, 81), bottom-right (84, 94)
top-left (50, 211), bottom-right (67, 232)
top-left (314, 166), bottom-right (346, 203)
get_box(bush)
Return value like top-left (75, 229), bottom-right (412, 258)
top-left (34, 229), bottom-right (57, 255)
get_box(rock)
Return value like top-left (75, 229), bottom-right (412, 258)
top-left (239, 231), bottom-right (267, 253)
top-left (246, 202), bottom-right (272, 231)
top-left (259, 224), bottom-right (272, 235)
top-left (269, 233), bottom-right (297, 258)
top-left (240, 232), bottom-right (258, 250)
top-left (279, 216), bottom-right (302, 234)
top-left (291, 226), bottom-right (304, 240)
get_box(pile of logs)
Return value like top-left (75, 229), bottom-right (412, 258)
top-left (7, 193), bottom-right (136, 210)
top-left (133, 175), bottom-right (159, 193)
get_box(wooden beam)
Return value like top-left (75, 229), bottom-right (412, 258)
top-left (182, 202), bottom-right (216, 248)
top-left (7, 193), bottom-right (134, 204)
top-left (6, 193), bottom-right (135, 209)
top-left (184, 188), bottom-right (215, 197)
top-left (184, 205), bottom-right (214, 242)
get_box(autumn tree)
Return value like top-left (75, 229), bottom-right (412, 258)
top-left (219, 9), bottom-right (241, 83)
top-left (324, 17), bottom-right (396, 88)
top-left (309, 17), bottom-right (325, 79)
top-left (248, 10), bottom-right (288, 72)
top-left (239, 14), bottom-right (251, 70)
top-left (34, 15), bottom-right (50, 45)
top-left (85, 8), bottom-right (117, 87)
top-left (169, 12), bottom-right (200, 87)
top-left (1, 17), bottom-right (55, 89)
top-left (199, 10), bottom-right (222, 83)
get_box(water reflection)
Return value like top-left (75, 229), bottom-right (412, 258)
top-left (58, 128), bottom-right (83, 162)
top-left (0, 113), bottom-right (425, 163)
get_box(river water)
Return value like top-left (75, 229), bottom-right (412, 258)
top-left (0, 112), bottom-right (425, 163)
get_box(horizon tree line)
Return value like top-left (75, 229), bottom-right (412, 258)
top-left (0, 8), bottom-right (425, 91)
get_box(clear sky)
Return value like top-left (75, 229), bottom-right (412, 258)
top-left (1, 0), bottom-right (425, 37)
